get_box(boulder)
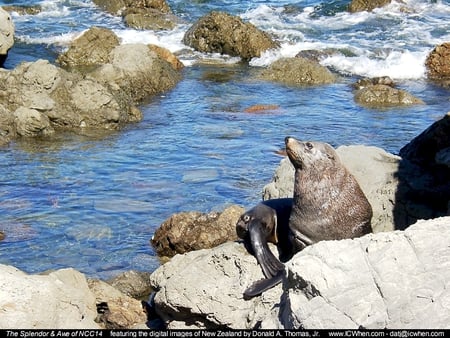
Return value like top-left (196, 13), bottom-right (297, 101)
top-left (14, 107), bottom-right (54, 137)
top-left (348, 0), bottom-right (392, 13)
top-left (92, 0), bottom-right (171, 16)
top-left (398, 112), bottom-right (450, 218)
top-left (0, 103), bottom-right (15, 145)
top-left (107, 270), bottom-right (153, 299)
top-left (0, 265), bottom-right (100, 329)
top-left (354, 84), bottom-right (424, 107)
top-left (150, 216), bottom-right (450, 329)
top-left (87, 279), bottom-right (147, 329)
top-left (259, 57), bottom-right (336, 86)
top-left (57, 27), bottom-right (121, 68)
top-left (92, 0), bottom-right (176, 30)
top-left (425, 42), bottom-right (450, 84)
top-left (88, 43), bottom-right (182, 103)
top-left (183, 11), bottom-right (279, 61)
top-left (276, 217), bottom-right (450, 329)
top-left (150, 241), bottom-right (282, 329)
top-left (151, 205), bottom-right (244, 258)
top-left (0, 7), bottom-right (14, 66)
top-left (0, 59), bottom-right (141, 132)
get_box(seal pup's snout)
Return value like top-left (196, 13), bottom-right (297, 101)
top-left (285, 137), bottom-right (293, 146)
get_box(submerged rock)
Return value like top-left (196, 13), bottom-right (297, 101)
top-left (183, 11), bottom-right (279, 61)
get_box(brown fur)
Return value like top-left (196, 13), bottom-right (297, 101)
top-left (285, 137), bottom-right (373, 252)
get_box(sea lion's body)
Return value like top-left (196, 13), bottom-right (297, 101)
top-left (286, 137), bottom-right (373, 252)
top-left (238, 137), bottom-right (373, 298)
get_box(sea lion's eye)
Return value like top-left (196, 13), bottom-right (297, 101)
top-left (243, 215), bottom-right (251, 222)
top-left (306, 142), bottom-right (313, 150)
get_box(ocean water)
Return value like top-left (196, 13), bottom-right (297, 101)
top-left (0, 0), bottom-right (449, 279)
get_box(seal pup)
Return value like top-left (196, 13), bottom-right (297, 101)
top-left (239, 137), bottom-right (373, 298)
top-left (236, 198), bottom-right (293, 299)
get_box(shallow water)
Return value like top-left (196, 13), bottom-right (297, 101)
top-left (0, 0), bottom-right (449, 279)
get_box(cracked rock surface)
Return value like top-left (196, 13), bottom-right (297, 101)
top-left (150, 217), bottom-right (450, 329)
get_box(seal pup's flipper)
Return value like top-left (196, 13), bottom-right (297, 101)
top-left (243, 270), bottom-right (284, 299)
top-left (248, 219), bottom-right (284, 278)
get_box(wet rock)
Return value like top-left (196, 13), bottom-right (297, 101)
top-left (0, 103), bottom-right (15, 145)
top-left (259, 57), bottom-right (336, 86)
top-left (354, 83), bottom-right (424, 107)
top-left (425, 42), bottom-right (450, 85)
top-left (14, 107), bottom-right (54, 137)
top-left (92, 0), bottom-right (176, 30)
top-left (0, 265), bottom-right (100, 329)
top-left (57, 27), bottom-right (120, 68)
top-left (149, 44), bottom-right (184, 70)
top-left (348, 0), bottom-right (392, 13)
top-left (0, 7), bottom-right (14, 66)
top-left (1, 5), bottom-right (42, 16)
top-left (353, 76), bottom-right (395, 90)
top-left (150, 217), bottom-right (450, 329)
top-left (183, 11), bottom-right (279, 61)
top-left (107, 270), bottom-right (153, 299)
top-left (151, 205), bottom-right (244, 258)
top-left (88, 279), bottom-right (147, 329)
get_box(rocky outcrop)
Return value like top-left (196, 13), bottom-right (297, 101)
top-left (1, 5), bottom-right (42, 16)
top-left (88, 279), bottom-right (147, 329)
top-left (0, 264), bottom-right (150, 329)
top-left (0, 28), bottom-right (182, 145)
top-left (183, 11), bottom-right (279, 61)
top-left (150, 217), bottom-right (450, 329)
top-left (0, 59), bottom-right (141, 136)
top-left (0, 7), bottom-right (14, 66)
top-left (353, 76), bottom-right (424, 107)
top-left (107, 270), bottom-right (153, 299)
top-left (426, 42), bottom-right (450, 86)
top-left (353, 84), bottom-right (424, 107)
top-left (151, 205), bottom-right (244, 258)
top-left (57, 27), bottom-right (120, 68)
top-left (398, 112), bottom-right (450, 219)
top-left (0, 265), bottom-right (100, 329)
top-left (348, 0), bottom-right (392, 13)
top-left (259, 57), bottom-right (336, 86)
top-left (92, 0), bottom-right (177, 30)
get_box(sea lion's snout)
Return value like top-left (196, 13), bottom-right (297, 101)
top-left (285, 136), bottom-right (293, 146)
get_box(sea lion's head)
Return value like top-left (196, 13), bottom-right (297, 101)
top-left (236, 203), bottom-right (278, 243)
top-left (285, 137), bottom-right (337, 170)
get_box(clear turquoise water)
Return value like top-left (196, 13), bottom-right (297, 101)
top-left (1, 0), bottom-right (449, 279)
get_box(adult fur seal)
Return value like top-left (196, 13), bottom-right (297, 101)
top-left (236, 198), bottom-right (293, 299)
top-left (238, 137), bottom-right (373, 298)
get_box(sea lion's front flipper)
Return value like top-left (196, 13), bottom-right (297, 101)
top-left (243, 270), bottom-right (284, 299)
top-left (248, 220), bottom-right (284, 278)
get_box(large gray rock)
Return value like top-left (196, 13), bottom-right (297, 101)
top-left (277, 216), bottom-right (450, 329)
top-left (150, 216), bottom-right (450, 329)
top-left (0, 265), bottom-right (100, 329)
top-left (354, 84), bottom-right (424, 107)
top-left (183, 11), bottom-right (279, 61)
top-left (263, 145), bottom-right (401, 233)
top-left (150, 241), bottom-right (282, 329)
top-left (0, 7), bottom-right (14, 66)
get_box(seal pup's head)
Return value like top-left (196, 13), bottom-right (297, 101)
top-left (285, 136), bottom-right (339, 170)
